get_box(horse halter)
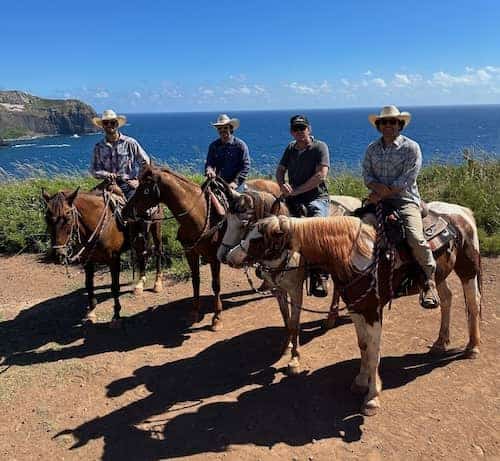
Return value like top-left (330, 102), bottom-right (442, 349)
top-left (50, 206), bottom-right (82, 256)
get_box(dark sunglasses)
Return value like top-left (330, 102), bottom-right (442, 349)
top-left (379, 118), bottom-right (399, 126)
top-left (217, 126), bottom-right (231, 131)
top-left (292, 125), bottom-right (308, 132)
top-left (102, 120), bottom-right (118, 127)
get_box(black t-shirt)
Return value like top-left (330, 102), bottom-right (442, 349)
top-left (279, 139), bottom-right (330, 203)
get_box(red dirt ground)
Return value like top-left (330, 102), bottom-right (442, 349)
top-left (0, 254), bottom-right (498, 460)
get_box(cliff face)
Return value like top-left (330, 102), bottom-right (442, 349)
top-left (0, 91), bottom-right (99, 139)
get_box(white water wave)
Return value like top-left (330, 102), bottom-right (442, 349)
top-left (40, 144), bottom-right (71, 148)
top-left (12, 143), bottom-right (37, 148)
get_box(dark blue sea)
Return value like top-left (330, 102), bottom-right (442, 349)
top-left (1, 105), bottom-right (499, 179)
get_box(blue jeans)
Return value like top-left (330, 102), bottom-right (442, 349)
top-left (236, 183), bottom-right (248, 193)
top-left (306, 197), bottom-right (330, 217)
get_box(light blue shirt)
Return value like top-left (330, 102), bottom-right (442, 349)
top-left (362, 135), bottom-right (422, 204)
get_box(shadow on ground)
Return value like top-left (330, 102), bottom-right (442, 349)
top-left (55, 330), bottom-right (469, 460)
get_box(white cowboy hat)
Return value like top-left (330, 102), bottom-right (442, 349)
top-left (92, 109), bottom-right (127, 128)
top-left (368, 105), bottom-right (411, 128)
top-left (211, 113), bottom-right (240, 131)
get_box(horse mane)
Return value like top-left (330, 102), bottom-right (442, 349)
top-left (246, 191), bottom-right (288, 220)
top-left (158, 165), bottom-right (199, 188)
top-left (285, 216), bottom-right (375, 280)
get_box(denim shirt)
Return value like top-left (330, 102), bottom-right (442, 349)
top-left (362, 135), bottom-right (422, 204)
top-left (205, 136), bottom-right (250, 185)
top-left (90, 133), bottom-right (150, 181)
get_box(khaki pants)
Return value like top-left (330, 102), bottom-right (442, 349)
top-left (387, 199), bottom-right (436, 278)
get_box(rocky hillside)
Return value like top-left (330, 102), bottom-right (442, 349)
top-left (0, 90), bottom-right (98, 139)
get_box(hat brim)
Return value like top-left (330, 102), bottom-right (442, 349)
top-left (212, 118), bottom-right (240, 131)
top-left (92, 115), bottom-right (127, 128)
top-left (369, 113), bottom-right (411, 128)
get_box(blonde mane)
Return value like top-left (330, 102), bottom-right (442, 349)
top-left (286, 216), bottom-right (375, 280)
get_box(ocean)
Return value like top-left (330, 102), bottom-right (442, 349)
top-left (1, 105), bottom-right (499, 179)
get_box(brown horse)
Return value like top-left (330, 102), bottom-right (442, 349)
top-left (227, 202), bottom-right (482, 415)
top-left (42, 188), bottom-right (163, 325)
top-left (122, 165), bottom-right (280, 331)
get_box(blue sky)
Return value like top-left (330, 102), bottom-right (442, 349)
top-left (1, 0), bottom-right (500, 112)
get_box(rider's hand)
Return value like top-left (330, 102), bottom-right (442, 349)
top-left (127, 179), bottom-right (139, 189)
top-left (280, 183), bottom-right (293, 197)
top-left (229, 181), bottom-right (238, 190)
top-left (205, 167), bottom-right (216, 179)
top-left (107, 173), bottom-right (117, 182)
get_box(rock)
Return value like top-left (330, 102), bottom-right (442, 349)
top-left (0, 90), bottom-right (98, 139)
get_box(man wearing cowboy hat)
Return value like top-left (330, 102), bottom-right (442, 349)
top-left (205, 114), bottom-right (250, 191)
top-left (362, 105), bottom-right (440, 309)
top-left (276, 114), bottom-right (331, 297)
top-left (90, 109), bottom-right (150, 199)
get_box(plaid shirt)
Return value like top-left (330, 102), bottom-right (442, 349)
top-left (90, 133), bottom-right (150, 181)
top-left (362, 135), bottom-right (422, 204)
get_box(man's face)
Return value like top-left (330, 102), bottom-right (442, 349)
top-left (378, 118), bottom-right (401, 138)
top-left (217, 124), bottom-right (232, 143)
top-left (291, 124), bottom-right (310, 143)
top-left (102, 119), bottom-right (119, 136)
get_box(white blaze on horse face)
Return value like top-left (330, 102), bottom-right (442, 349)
top-left (217, 213), bottom-right (247, 262)
top-left (226, 226), bottom-right (262, 267)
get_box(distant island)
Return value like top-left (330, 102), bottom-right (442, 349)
top-left (0, 90), bottom-right (98, 142)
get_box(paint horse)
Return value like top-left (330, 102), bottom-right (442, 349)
top-left (217, 187), bottom-right (362, 334)
top-left (43, 187), bottom-right (163, 325)
top-left (226, 202), bottom-right (481, 415)
top-left (122, 165), bottom-right (280, 331)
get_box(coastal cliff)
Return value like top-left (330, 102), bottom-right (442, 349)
top-left (0, 91), bottom-right (98, 139)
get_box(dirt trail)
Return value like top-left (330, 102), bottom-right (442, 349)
top-left (0, 254), bottom-right (499, 460)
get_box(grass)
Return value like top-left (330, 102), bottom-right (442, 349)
top-left (0, 156), bottom-right (498, 281)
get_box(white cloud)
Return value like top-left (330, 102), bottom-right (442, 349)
top-left (132, 91), bottom-right (141, 98)
top-left (95, 90), bottom-right (109, 98)
top-left (392, 73), bottom-right (423, 87)
top-left (229, 74), bottom-right (247, 82)
top-left (364, 70), bottom-right (372, 76)
top-left (284, 80), bottom-right (331, 95)
top-left (341, 78), bottom-right (350, 87)
top-left (371, 78), bottom-right (387, 88)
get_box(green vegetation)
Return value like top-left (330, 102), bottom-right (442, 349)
top-left (0, 157), bottom-right (498, 281)
top-left (1, 127), bottom-right (29, 139)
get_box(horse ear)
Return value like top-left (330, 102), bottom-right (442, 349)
top-left (66, 187), bottom-right (80, 206)
top-left (270, 197), bottom-right (282, 216)
top-left (41, 188), bottom-right (51, 204)
top-left (141, 164), bottom-right (153, 180)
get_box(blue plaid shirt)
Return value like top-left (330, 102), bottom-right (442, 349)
top-left (205, 136), bottom-right (250, 185)
top-left (362, 135), bottom-right (422, 204)
top-left (90, 133), bottom-right (150, 181)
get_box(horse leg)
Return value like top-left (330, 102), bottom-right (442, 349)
top-left (351, 312), bottom-right (382, 416)
top-left (430, 280), bottom-right (452, 355)
top-left (110, 258), bottom-right (122, 328)
top-left (209, 260), bottom-right (223, 331)
top-left (83, 262), bottom-right (97, 323)
top-left (350, 312), bottom-right (369, 394)
top-left (286, 287), bottom-right (303, 375)
top-left (324, 284), bottom-right (340, 330)
top-left (275, 290), bottom-right (292, 357)
top-left (133, 253), bottom-right (147, 296)
top-left (461, 276), bottom-right (481, 358)
top-left (152, 222), bottom-right (163, 293)
top-left (186, 251), bottom-right (201, 324)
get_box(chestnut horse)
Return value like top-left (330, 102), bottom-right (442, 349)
top-left (43, 188), bottom-right (163, 325)
top-left (227, 203), bottom-right (481, 415)
top-left (122, 165), bottom-right (280, 331)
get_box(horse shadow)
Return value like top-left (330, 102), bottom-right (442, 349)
top-left (56, 330), bottom-right (469, 460)
top-left (0, 284), bottom-right (266, 367)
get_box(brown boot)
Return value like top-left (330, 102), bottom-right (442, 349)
top-left (420, 278), bottom-right (440, 309)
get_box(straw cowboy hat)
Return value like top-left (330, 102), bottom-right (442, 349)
top-left (92, 109), bottom-right (127, 128)
top-left (368, 105), bottom-right (411, 129)
top-left (211, 114), bottom-right (240, 130)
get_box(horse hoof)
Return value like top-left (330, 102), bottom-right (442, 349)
top-left (429, 343), bottom-right (447, 356)
top-left (362, 398), bottom-right (380, 416)
top-left (465, 346), bottom-right (480, 359)
top-left (286, 363), bottom-right (300, 376)
top-left (110, 318), bottom-right (122, 329)
top-left (324, 314), bottom-right (338, 330)
top-left (211, 318), bottom-right (223, 332)
top-left (350, 381), bottom-right (368, 395)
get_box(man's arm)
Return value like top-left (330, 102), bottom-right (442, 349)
top-left (205, 142), bottom-right (217, 178)
top-left (90, 145), bottom-right (115, 180)
top-left (290, 165), bottom-right (329, 196)
top-left (389, 143), bottom-right (422, 193)
top-left (231, 141), bottom-right (250, 188)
